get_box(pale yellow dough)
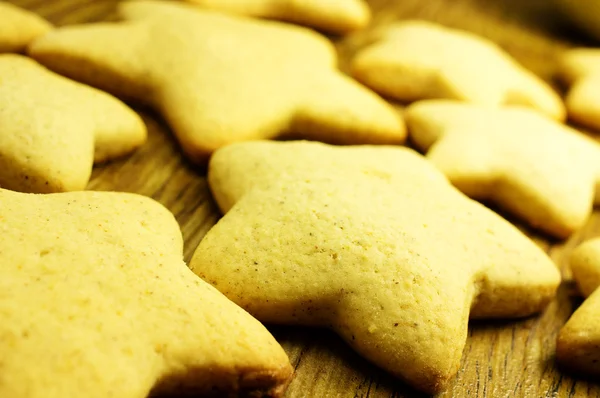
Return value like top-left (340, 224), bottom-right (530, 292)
top-left (0, 188), bottom-right (292, 398)
top-left (190, 140), bottom-right (560, 393)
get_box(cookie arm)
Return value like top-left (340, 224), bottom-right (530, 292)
top-left (469, 211), bottom-right (560, 318)
top-left (564, 75), bottom-right (600, 131)
top-left (570, 238), bottom-right (600, 298)
top-left (190, 182), bottom-right (476, 394)
top-left (351, 41), bottom-right (440, 103)
top-left (28, 23), bottom-right (152, 102)
top-left (507, 70), bottom-right (566, 121)
top-left (424, 132), bottom-right (501, 199)
top-left (0, 55), bottom-right (95, 193)
top-left (556, 288), bottom-right (600, 376)
top-left (558, 49), bottom-right (600, 85)
top-left (333, 271), bottom-right (473, 394)
top-left (150, 271), bottom-right (294, 397)
top-left (470, 258), bottom-right (560, 318)
top-left (83, 89), bottom-right (147, 164)
top-left (292, 74), bottom-right (406, 146)
top-left (0, 3), bottom-right (52, 53)
top-left (404, 100), bottom-right (455, 150)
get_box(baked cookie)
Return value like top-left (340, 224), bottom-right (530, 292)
top-left (28, 0), bottom-right (404, 164)
top-left (405, 100), bottom-right (600, 238)
top-left (0, 54), bottom-right (146, 193)
top-left (352, 20), bottom-right (565, 120)
top-left (0, 2), bottom-right (52, 53)
top-left (559, 48), bottom-right (600, 130)
top-left (557, 238), bottom-right (600, 377)
top-left (182, 0), bottom-right (370, 34)
top-left (0, 188), bottom-right (292, 397)
top-left (190, 140), bottom-right (560, 393)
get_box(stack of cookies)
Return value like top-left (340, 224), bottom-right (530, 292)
top-left (1, 0), bottom-right (599, 396)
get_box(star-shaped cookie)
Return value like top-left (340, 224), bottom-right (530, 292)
top-left (0, 2), bottom-right (51, 53)
top-left (189, 140), bottom-right (560, 393)
top-left (557, 238), bottom-right (600, 377)
top-left (28, 0), bottom-right (404, 164)
top-left (352, 20), bottom-right (565, 120)
top-left (0, 188), bottom-right (292, 397)
top-left (405, 100), bottom-right (600, 238)
top-left (0, 54), bottom-right (146, 193)
top-left (183, 0), bottom-right (370, 34)
top-left (559, 48), bottom-right (600, 131)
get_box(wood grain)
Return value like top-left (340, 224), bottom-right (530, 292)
top-left (8, 0), bottom-right (600, 396)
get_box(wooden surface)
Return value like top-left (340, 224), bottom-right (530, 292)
top-left (9, 0), bottom-right (600, 396)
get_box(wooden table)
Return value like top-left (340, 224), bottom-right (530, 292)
top-left (9, 0), bottom-right (600, 396)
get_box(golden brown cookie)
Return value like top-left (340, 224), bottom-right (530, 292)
top-left (190, 140), bottom-right (560, 393)
top-left (0, 2), bottom-right (51, 53)
top-left (352, 20), bottom-right (565, 120)
top-left (0, 187), bottom-right (292, 397)
top-left (182, 0), bottom-right (370, 34)
top-left (557, 238), bottom-right (600, 377)
top-left (405, 100), bottom-right (600, 238)
top-left (28, 0), bottom-right (404, 164)
top-left (0, 54), bottom-right (146, 193)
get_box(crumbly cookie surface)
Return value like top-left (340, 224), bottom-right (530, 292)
top-left (0, 188), bottom-right (292, 398)
top-left (191, 140), bottom-right (560, 393)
